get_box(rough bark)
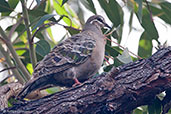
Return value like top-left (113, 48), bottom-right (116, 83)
top-left (0, 83), bottom-right (22, 110)
top-left (1, 47), bottom-right (171, 114)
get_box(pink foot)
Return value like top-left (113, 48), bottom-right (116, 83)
top-left (72, 78), bottom-right (82, 87)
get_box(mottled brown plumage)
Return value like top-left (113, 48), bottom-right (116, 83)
top-left (17, 15), bottom-right (111, 99)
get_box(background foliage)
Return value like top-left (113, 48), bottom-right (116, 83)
top-left (0, 0), bottom-right (170, 113)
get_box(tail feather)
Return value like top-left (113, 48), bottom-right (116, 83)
top-left (17, 84), bottom-right (32, 100)
top-left (17, 76), bottom-right (52, 100)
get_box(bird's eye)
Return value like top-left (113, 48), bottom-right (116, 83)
top-left (97, 18), bottom-right (103, 22)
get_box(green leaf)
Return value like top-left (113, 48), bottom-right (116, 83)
top-left (133, 106), bottom-right (148, 114)
top-left (0, 0), bottom-right (12, 12)
top-left (114, 58), bottom-right (123, 67)
top-left (135, 0), bottom-right (143, 23)
top-left (6, 24), bottom-right (25, 34)
top-left (129, 11), bottom-right (134, 34)
top-left (98, 0), bottom-right (123, 27)
top-left (8, 0), bottom-right (19, 10)
top-left (46, 87), bottom-right (61, 94)
top-left (53, 0), bottom-right (76, 27)
top-left (36, 40), bottom-right (51, 57)
top-left (35, 31), bottom-right (45, 40)
top-left (148, 97), bottom-right (162, 114)
top-left (16, 50), bottom-right (26, 56)
top-left (32, 14), bottom-right (56, 30)
top-left (8, 97), bottom-right (17, 108)
top-left (28, 9), bottom-right (56, 23)
top-left (61, 0), bottom-right (68, 6)
top-left (8, 101), bottom-right (12, 107)
top-left (35, 0), bottom-right (47, 12)
top-left (64, 26), bottom-right (80, 35)
top-left (105, 45), bottom-right (120, 58)
top-left (13, 41), bottom-right (25, 48)
top-left (80, 0), bottom-right (96, 14)
top-left (46, 0), bottom-right (53, 13)
top-left (20, 43), bottom-right (45, 65)
top-left (138, 32), bottom-right (152, 58)
top-left (160, 2), bottom-right (171, 17)
top-left (22, 50), bottom-right (31, 64)
top-left (2, 0), bottom-right (19, 16)
top-left (169, 109), bottom-right (171, 113)
top-left (104, 64), bottom-right (114, 72)
top-left (133, 108), bottom-right (143, 114)
top-left (117, 48), bottom-right (133, 64)
top-left (141, 8), bottom-right (159, 41)
top-left (26, 63), bottom-right (33, 74)
top-left (6, 24), bottom-right (28, 43)
top-left (160, 2), bottom-right (171, 24)
top-left (150, 4), bottom-right (171, 25)
top-left (46, 27), bottom-right (56, 43)
top-left (14, 41), bottom-right (27, 56)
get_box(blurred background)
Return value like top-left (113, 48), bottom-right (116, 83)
top-left (0, 0), bottom-right (170, 113)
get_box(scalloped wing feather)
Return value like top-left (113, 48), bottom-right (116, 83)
top-left (33, 33), bottom-right (96, 78)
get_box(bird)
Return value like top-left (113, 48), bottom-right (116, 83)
top-left (17, 15), bottom-right (111, 100)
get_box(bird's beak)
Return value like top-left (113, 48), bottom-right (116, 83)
top-left (104, 23), bottom-right (112, 29)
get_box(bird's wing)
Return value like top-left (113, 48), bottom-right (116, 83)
top-left (33, 33), bottom-right (96, 78)
top-left (17, 33), bottom-right (96, 99)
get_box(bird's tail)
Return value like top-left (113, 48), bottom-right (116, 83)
top-left (16, 83), bottom-right (32, 100)
top-left (17, 76), bottom-right (52, 100)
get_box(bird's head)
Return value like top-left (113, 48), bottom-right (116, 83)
top-left (85, 15), bottom-right (111, 30)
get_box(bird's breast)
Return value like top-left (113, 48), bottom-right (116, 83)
top-left (75, 35), bottom-right (106, 81)
top-left (91, 36), bottom-right (105, 68)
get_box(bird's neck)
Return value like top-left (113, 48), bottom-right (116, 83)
top-left (82, 23), bottom-right (103, 34)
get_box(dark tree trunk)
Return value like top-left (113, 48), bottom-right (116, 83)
top-left (1, 47), bottom-right (171, 114)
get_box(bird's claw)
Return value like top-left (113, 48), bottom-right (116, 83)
top-left (72, 78), bottom-right (82, 87)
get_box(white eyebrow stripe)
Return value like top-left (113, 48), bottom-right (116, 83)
top-left (90, 19), bottom-right (104, 25)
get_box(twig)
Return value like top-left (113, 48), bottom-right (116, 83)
top-left (0, 44), bottom-right (26, 84)
top-left (105, 55), bottom-right (114, 61)
top-left (0, 26), bottom-right (30, 83)
top-left (105, 25), bottom-right (120, 37)
top-left (104, 25), bottom-right (142, 59)
top-left (15, 48), bottom-right (29, 51)
top-left (104, 55), bottom-right (115, 65)
top-left (0, 67), bottom-right (16, 73)
top-left (104, 57), bottom-right (110, 65)
top-left (105, 37), bottom-right (142, 59)
top-left (28, 0), bottom-right (34, 10)
top-left (31, 0), bottom-right (47, 10)
top-left (31, 22), bottom-right (81, 43)
top-left (0, 74), bottom-right (14, 83)
top-left (21, 0), bottom-right (37, 69)
top-left (0, 36), bottom-right (8, 44)
top-left (31, 15), bottom-right (69, 42)
top-left (31, 22), bottom-right (55, 43)
top-left (8, 17), bottom-right (23, 39)
top-left (105, 27), bottom-right (117, 37)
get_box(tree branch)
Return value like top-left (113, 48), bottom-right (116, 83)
top-left (21, 0), bottom-right (37, 69)
top-left (0, 27), bottom-right (31, 81)
top-left (1, 46), bottom-right (171, 114)
top-left (0, 44), bottom-right (25, 84)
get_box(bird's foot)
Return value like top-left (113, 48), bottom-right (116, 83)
top-left (72, 78), bottom-right (82, 87)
